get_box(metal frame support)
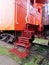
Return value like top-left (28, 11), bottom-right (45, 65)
top-left (15, 0), bottom-right (18, 25)
top-left (34, 0), bottom-right (36, 24)
top-left (26, 0), bottom-right (30, 23)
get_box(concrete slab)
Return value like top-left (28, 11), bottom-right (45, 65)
top-left (0, 55), bottom-right (19, 65)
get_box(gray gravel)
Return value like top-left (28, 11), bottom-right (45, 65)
top-left (0, 40), bottom-right (14, 49)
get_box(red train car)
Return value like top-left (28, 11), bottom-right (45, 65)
top-left (15, 0), bottom-right (42, 30)
top-left (0, 0), bottom-right (42, 31)
top-left (0, 0), bottom-right (49, 40)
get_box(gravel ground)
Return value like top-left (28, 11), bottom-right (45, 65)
top-left (0, 40), bottom-right (20, 65)
top-left (0, 40), bottom-right (14, 49)
top-left (0, 55), bottom-right (19, 65)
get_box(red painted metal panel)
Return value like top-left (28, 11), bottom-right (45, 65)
top-left (31, 0), bottom-right (47, 4)
top-left (15, 0), bottom-right (42, 30)
top-left (9, 48), bottom-right (30, 58)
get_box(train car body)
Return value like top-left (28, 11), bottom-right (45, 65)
top-left (0, 0), bottom-right (49, 58)
top-left (0, 0), bottom-right (42, 31)
top-left (0, 0), bottom-right (15, 30)
top-left (15, 0), bottom-right (42, 30)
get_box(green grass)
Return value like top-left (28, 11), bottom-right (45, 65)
top-left (47, 63), bottom-right (49, 65)
top-left (36, 45), bottom-right (49, 53)
top-left (23, 54), bottom-right (43, 65)
top-left (0, 46), bottom-right (8, 55)
top-left (0, 46), bottom-right (48, 65)
top-left (0, 46), bottom-right (22, 63)
top-left (0, 46), bottom-right (44, 65)
top-left (7, 54), bottom-right (22, 63)
top-left (33, 38), bottom-right (48, 45)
